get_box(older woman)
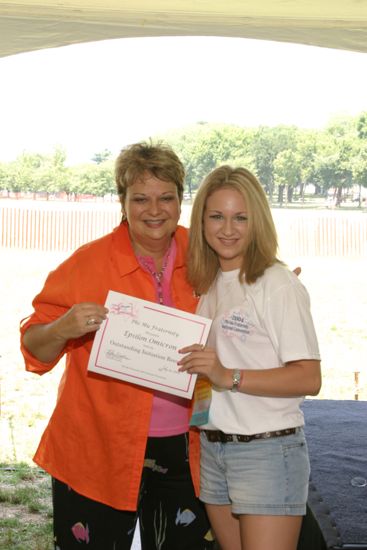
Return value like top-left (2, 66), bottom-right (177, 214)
top-left (20, 143), bottom-right (214, 550)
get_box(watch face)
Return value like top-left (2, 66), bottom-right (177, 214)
top-left (232, 369), bottom-right (241, 391)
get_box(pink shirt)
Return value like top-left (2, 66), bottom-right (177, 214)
top-left (137, 239), bottom-right (190, 437)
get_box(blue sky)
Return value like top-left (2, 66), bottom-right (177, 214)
top-left (0, 36), bottom-right (366, 164)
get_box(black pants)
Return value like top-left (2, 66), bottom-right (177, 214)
top-left (53, 433), bottom-right (215, 549)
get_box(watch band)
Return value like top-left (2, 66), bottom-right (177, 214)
top-left (231, 369), bottom-right (242, 392)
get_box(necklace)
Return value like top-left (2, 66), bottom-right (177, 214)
top-left (138, 250), bottom-right (170, 305)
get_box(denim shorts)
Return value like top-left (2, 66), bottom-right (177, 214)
top-left (199, 427), bottom-right (310, 516)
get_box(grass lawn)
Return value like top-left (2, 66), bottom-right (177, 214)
top-left (0, 463), bottom-right (53, 550)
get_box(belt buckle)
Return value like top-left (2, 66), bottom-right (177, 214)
top-left (208, 431), bottom-right (217, 442)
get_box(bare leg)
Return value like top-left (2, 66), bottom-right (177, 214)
top-left (239, 514), bottom-right (303, 550)
top-left (205, 503), bottom-right (241, 550)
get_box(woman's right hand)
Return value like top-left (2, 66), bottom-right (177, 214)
top-left (177, 344), bottom-right (232, 390)
top-left (23, 302), bottom-right (108, 364)
top-left (53, 302), bottom-right (109, 340)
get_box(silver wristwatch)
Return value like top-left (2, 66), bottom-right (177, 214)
top-left (231, 369), bottom-right (241, 392)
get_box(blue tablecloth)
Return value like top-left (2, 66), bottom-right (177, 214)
top-left (303, 399), bottom-right (367, 547)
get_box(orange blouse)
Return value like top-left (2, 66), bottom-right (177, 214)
top-left (20, 222), bottom-right (200, 511)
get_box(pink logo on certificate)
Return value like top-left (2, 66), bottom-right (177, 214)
top-left (110, 302), bottom-right (138, 317)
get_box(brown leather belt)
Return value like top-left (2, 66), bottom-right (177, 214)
top-left (202, 427), bottom-right (298, 443)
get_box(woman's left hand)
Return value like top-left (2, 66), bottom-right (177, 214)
top-left (177, 344), bottom-right (231, 389)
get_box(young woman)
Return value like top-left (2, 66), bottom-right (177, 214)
top-left (178, 165), bottom-right (321, 550)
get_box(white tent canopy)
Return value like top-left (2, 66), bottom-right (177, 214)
top-left (1, 0), bottom-right (367, 58)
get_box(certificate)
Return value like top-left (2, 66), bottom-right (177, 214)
top-left (87, 290), bottom-right (212, 399)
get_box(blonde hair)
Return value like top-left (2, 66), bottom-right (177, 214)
top-left (115, 141), bottom-right (185, 220)
top-left (188, 165), bottom-right (281, 294)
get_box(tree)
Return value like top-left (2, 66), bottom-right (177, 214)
top-left (357, 111), bottom-right (367, 140)
top-left (352, 112), bottom-right (367, 206)
top-left (274, 150), bottom-right (301, 205)
top-left (352, 145), bottom-right (367, 205)
top-left (296, 130), bottom-right (320, 200)
top-left (36, 147), bottom-right (70, 199)
top-left (317, 116), bottom-right (356, 205)
top-left (0, 162), bottom-right (11, 196)
top-left (250, 125), bottom-right (300, 202)
top-left (2, 111), bottom-right (366, 205)
top-left (8, 152), bottom-right (44, 196)
top-left (164, 123), bottom-right (253, 193)
top-left (91, 149), bottom-right (113, 164)
top-left (70, 160), bottom-right (114, 198)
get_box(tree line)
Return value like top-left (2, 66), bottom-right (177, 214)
top-left (1, 112), bottom-right (366, 206)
